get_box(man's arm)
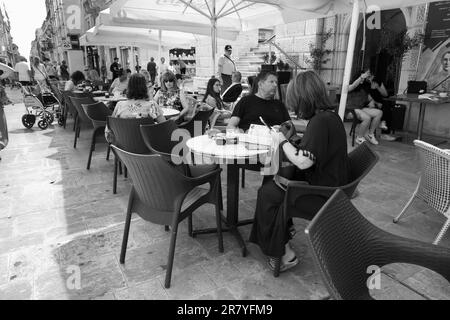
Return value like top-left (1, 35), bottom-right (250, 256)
top-left (227, 116), bottom-right (240, 130)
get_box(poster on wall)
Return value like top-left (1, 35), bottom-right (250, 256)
top-left (417, 1), bottom-right (450, 91)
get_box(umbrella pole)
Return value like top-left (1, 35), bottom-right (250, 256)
top-left (212, 0), bottom-right (217, 76)
top-left (338, 0), bottom-right (360, 120)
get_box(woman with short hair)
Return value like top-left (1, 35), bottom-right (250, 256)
top-left (64, 71), bottom-right (85, 91)
top-left (249, 71), bottom-right (349, 273)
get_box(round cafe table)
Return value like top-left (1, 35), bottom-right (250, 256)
top-left (94, 96), bottom-right (128, 103)
top-left (187, 134), bottom-right (271, 256)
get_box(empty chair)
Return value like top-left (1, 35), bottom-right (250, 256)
top-left (61, 90), bottom-right (77, 130)
top-left (82, 102), bottom-right (113, 170)
top-left (69, 96), bottom-right (95, 148)
top-left (272, 142), bottom-right (379, 277)
top-left (178, 108), bottom-right (215, 138)
top-left (306, 189), bottom-right (450, 300)
top-left (112, 145), bottom-right (224, 288)
top-left (394, 140), bottom-right (450, 245)
top-left (107, 116), bottom-right (154, 194)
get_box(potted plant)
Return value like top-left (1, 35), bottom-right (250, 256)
top-left (304, 30), bottom-right (333, 72)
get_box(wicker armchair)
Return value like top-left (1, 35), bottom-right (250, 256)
top-left (82, 102), bottom-right (112, 170)
top-left (306, 189), bottom-right (450, 300)
top-left (107, 116), bottom-right (155, 194)
top-left (272, 142), bottom-right (379, 277)
top-left (112, 146), bottom-right (223, 288)
top-left (178, 108), bottom-right (215, 138)
top-left (394, 140), bottom-right (450, 245)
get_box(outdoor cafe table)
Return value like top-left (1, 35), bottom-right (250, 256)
top-left (94, 96), bottom-right (128, 103)
top-left (386, 93), bottom-right (450, 141)
top-left (186, 134), bottom-right (271, 256)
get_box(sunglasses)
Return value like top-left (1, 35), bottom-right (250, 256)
top-left (164, 79), bottom-right (174, 83)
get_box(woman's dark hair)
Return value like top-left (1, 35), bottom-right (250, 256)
top-left (286, 71), bottom-right (333, 120)
top-left (203, 77), bottom-right (223, 109)
top-left (70, 71), bottom-right (85, 85)
top-left (126, 73), bottom-right (149, 100)
top-left (160, 71), bottom-right (179, 92)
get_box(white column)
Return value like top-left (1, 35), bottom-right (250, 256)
top-left (131, 46), bottom-right (136, 72)
top-left (158, 29), bottom-right (162, 61)
top-left (338, 0), bottom-right (360, 120)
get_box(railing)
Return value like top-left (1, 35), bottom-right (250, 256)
top-left (263, 35), bottom-right (305, 76)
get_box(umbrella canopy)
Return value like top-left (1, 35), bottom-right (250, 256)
top-left (0, 63), bottom-right (15, 79)
top-left (80, 25), bottom-right (195, 48)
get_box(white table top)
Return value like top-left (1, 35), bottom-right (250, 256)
top-left (94, 96), bottom-right (128, 102)
top-left (186, 134), bottom-right (271, 162)
top-left (161, 108), bottom-right (180, 117)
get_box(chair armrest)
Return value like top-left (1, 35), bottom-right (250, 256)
top-left (286, 183), bottom-right (339, 200)
top-left (184, 167), bottom-right (222, 187)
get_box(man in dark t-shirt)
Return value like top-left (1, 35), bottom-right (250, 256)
top-left (110, 58), bottom-right (120, 81)
top-left (228, 71), bottom-right (290, 132)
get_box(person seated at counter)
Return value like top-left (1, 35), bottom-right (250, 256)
top-left (105, 73), bottom-right (165, 143)
top-left (153, 71), bottom-right (190, 123)
top-left (109, 69), bottom-right (128, 96)
top-left (64, 71), bottom-right (85, 91)
top-left (227, 71), bottom-right (291, 132)
top-left (249, 71), bottom-right (349, 273)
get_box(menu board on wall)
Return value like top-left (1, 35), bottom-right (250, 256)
top-left (417, 1), bottom-right (450, 91)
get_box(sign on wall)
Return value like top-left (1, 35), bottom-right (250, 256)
top-left (417, 1), bottom-right (450, 91)
top-left (64, 0), bottom-right (82, 35)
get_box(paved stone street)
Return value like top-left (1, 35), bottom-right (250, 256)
top-left (0, 88), bottom-right (449, 300)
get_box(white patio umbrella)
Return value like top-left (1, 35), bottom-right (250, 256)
top-left (106, 0), bottom-right (441, 117)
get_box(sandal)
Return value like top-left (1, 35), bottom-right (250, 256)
top-left (267, 256), bottom-right (299, 273)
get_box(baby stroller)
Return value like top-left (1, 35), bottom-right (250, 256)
top-left (20, 84), bottom-right (64, 130)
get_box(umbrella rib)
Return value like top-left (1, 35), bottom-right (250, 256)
top-left (182, 0), bottom-right (193, 14)
top-left (204, 0), bottom-right (213, 17)
top-left (218, 1), bottom-right (254, 19)
top-left (230, 0), bottom-right (243, 25)
top-left (217, 0), bottom-right (231, 16)
top-left (178, 0), bottom-right (212, 19)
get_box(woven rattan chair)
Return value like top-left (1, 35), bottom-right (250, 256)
top-left (107, 116), bottom-right (154, 194)
top-left (272, 142), bottom-right (379, 277)
top-left (305, 189), bottom-right (450, 300)
top-left (112, 146), bottom-right (224, 288)
top-left (82, 102), bottom-right (113, 170)
top-left (69, 96), bottom-right (95, 148)
top-left (393, 140), bottom-right (450, 245)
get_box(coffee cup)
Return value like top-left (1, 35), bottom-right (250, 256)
top-left (439, 92), bottom-right (448, 98)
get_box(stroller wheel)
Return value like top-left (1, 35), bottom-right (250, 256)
top-left (22, 114), bottom-right (36, 129)
top-left (58, 115), bottom-right (65, 126)
top-left (38, 119), bottom-right (49, 130)
top-left (44, 112), bottom-right (54, 125)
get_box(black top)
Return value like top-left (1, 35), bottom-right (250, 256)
top-left (110, 62), bottom-right (120, 78)
top-left (232, 94), bottom-right (290, 132)
top-left (295, 111), bottom-right (349, 186)
top-left (147, 61), bottom-right (157, 74)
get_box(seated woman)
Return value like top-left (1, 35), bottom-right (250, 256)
top-left (64, 71), bottom-right (85, 91)
top-left (105, 73), bottom-right (165, 142)
top-left (109, 69), bottom-right (128, 96)
top-left (348, 70), bottom-right (383, 145)
top-left (153, 71), bottom-right (190, 123)
top-left (249, 71), bottom-right (349, 273)
top-left (203, 77), bottom-right (230, 127)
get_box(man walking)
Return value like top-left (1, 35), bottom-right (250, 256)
top-left (110, 57), bottom-right (120, 81)
top-left (218, 45), bottom-right (237, 91)
top-left (14, 57), bottom-right (32, 86)
top-left (147, 57), bottom-right (157, 85)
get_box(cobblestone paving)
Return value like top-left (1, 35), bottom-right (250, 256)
top-left (1, 88), bottom-right (449, 300)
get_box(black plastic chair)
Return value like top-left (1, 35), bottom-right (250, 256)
top-left (305, 189), bottom-right (450, 300)
top-left (69, 96), bottom-right (95, 148)
top-left (272, 142), bottom-right (379, 277)
top-left (112, 146), bottom-right (224, 288)
top-left (107, 116), bottom-right (155, 194)
top-left (221, 83), bottom-right (242, 103)
top-left (82, 102), bottom-right (113, 170)
top-left (61, 90), bottom-right (78, 130)
top-left (178, 108), bottom-right (215, 138)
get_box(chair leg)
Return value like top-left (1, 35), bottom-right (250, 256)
top-left (73, 123), bottom-right (80, 149)
top-left (113, 156), bottom-right (118, 194)
top-left (73, 113), bottom-right (77, 131)
top-left (241, 168), bottom-right (245, 188)
top-left (215, 197), bottom-right (224, 253)
top-left (118, 161), bottom-right (123, 175)
top-left (124, 166), bottom-right (128, 179)
top-left (119, 207), bottom-right (133, 264)
top-left (218, 181), bottom-right (224, 211)
top-left (86, 129), bottom-right (97, 170)
top-left (273, 257), bottom-right (282, 278)
top-left (188, 216), bottom-right (193, 238)
top-left (433, 217), bottom-right (450, 245)
top-left (106, 144), bottom-right (111, 161)
top-left (164, 220), bottom-right (180, 289)
top-left (393, 184), bottom-right (419, 223)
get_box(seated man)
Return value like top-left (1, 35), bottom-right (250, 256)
top-left (227, 71), bottom-right (291, 133)
top-left (221, 71), bottom-right (243, 107)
